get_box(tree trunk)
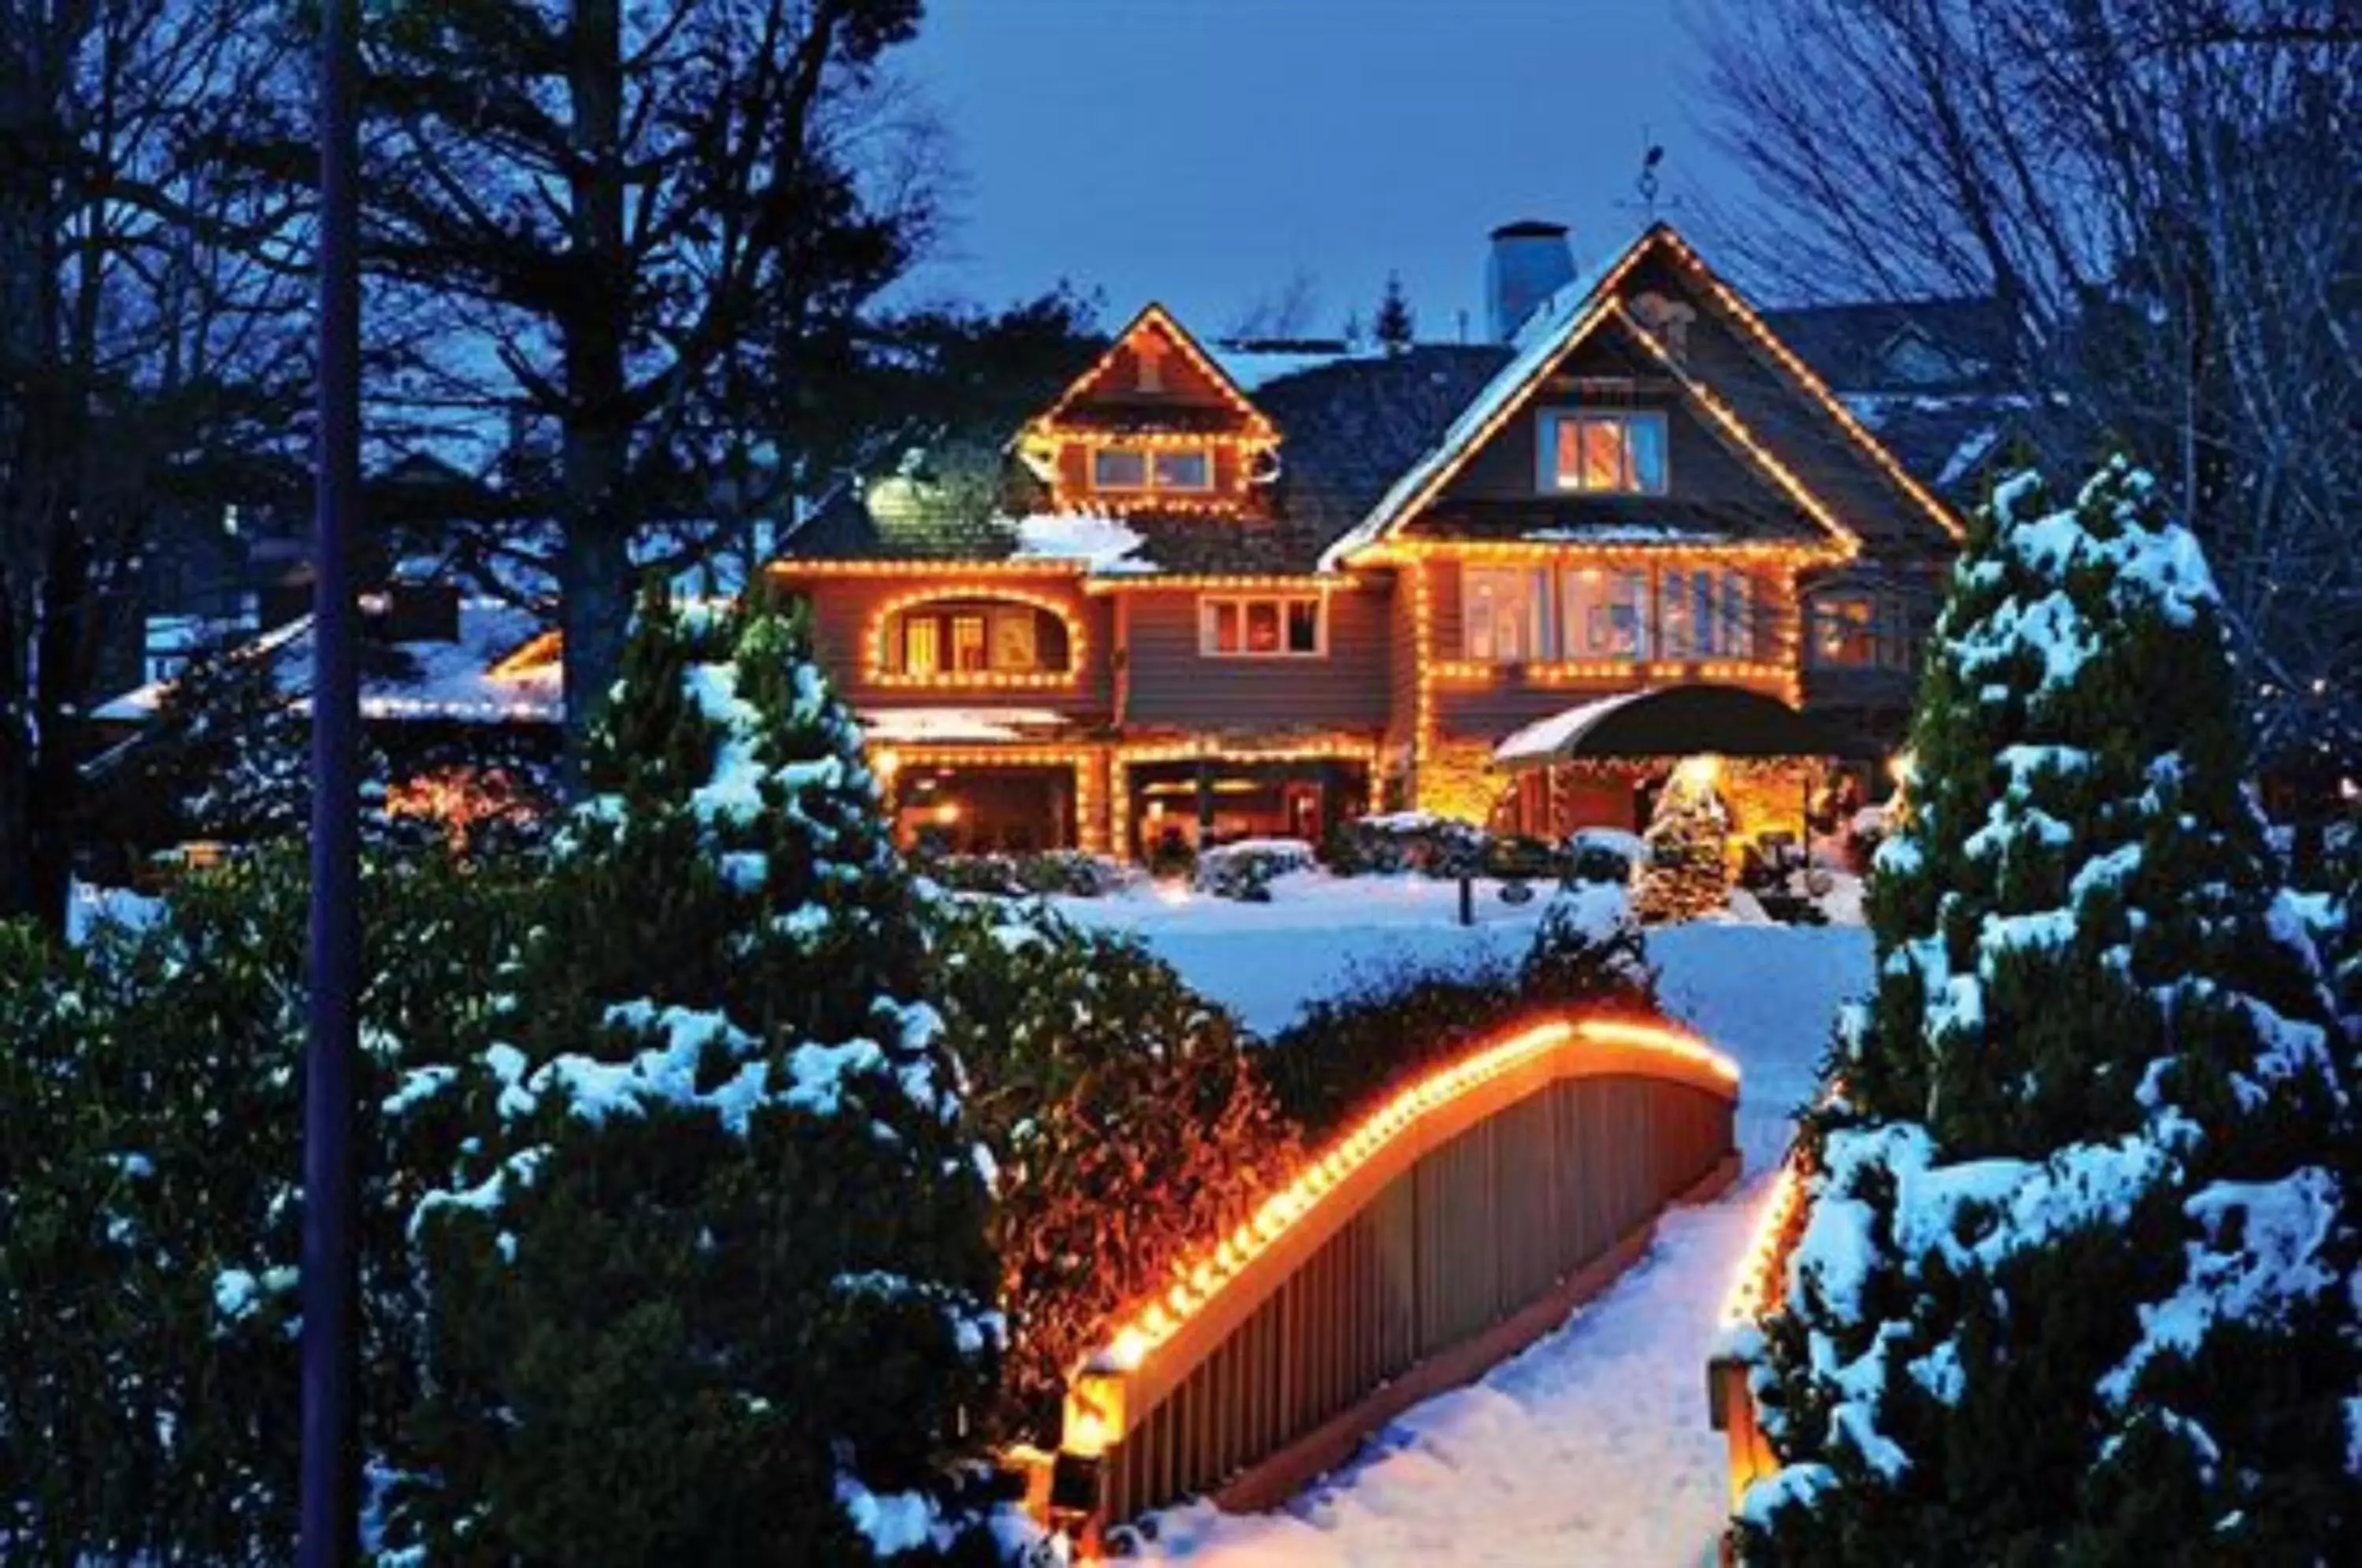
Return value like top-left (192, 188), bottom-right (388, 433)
top-left (557, 0), bottom-right (630, 789)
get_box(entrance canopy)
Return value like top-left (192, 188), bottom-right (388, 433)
top-left (1493, 683), bottom-right (1857, 771)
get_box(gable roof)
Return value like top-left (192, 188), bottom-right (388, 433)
top-left (1025, 302), bottom-right (1278, 445)
top-left (1760, 298), bottom-right (2011, 394)
top-left (1320, 224), bottom-right (1964, 569)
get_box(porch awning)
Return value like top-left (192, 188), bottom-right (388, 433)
top-left (1493, 683), bottom-right (1855, 770)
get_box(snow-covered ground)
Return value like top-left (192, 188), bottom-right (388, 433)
top-left (1061, 874), bottom-right (1872, 1567)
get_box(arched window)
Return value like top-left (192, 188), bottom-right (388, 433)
top-left (872, 592), bottom-right (1078, 683)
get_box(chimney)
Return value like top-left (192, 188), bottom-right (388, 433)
top-left (1486, 220), bottom-right (1576, 343)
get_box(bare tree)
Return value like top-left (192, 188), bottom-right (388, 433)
top-left (1226, 267), bottom-right (1324, 341)
top-left (1691, 0), bottom-right (2360, 772)
top-left (0, 0), bottom-right (310, 934)
top-left (357, 0), bottom-right (939, 780)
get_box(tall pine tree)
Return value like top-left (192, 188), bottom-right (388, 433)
top-left (383, 584), bottom-right (1001, 1564)
top-left (1735, 458), bottom-right (2358, 1563)
top-left (1372, 270), bottom-right (1415, 355)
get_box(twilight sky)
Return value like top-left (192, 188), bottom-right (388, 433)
top-left (901, 0), bottom-right (1757, 338)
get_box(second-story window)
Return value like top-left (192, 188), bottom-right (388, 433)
top-left (1461, 566), bottom-right (1551, 661)
top-left (1093, 444), bottom-right (1212, 494)
top-left (1201, 594), bottom-right (1323, 657)
top-left (1539, 410), bottom-right (1669, 494)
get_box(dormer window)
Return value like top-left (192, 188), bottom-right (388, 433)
top-left (1091, 444), bottom-right (1213, 494)
top-left (1538, 410), bottom-right (1668, 494)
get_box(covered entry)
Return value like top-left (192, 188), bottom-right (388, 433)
top-left (1117, 747), bottom-right (1372, 860)
top-left (1491, 684), bottom-right (1855, 844)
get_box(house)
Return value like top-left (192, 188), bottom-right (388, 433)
top-left (768, 220), bottom-right (1964, 858)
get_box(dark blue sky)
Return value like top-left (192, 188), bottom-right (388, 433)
top-left (902, 0), bottom-right (1755, 338)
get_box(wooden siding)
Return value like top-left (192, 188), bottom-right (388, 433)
top-left (785, 573), bottom-right (1116, 722)
top-left (1438, 325), bottom-right (1795, 512)
top-left (1120, 586), bottom-right (1390, 731)
top-left (1385, 565), bottom-right (1420, 755)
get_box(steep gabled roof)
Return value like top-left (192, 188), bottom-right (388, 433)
top-left (1320, 224), bottom-right (1964, 569)
top-left (1024, 302), bottom-right (1278, 445)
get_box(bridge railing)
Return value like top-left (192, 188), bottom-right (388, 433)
top-left (1047, 1015), bottom-right (1742, 1539)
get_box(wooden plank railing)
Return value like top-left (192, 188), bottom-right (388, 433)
top-left (1046, 1015), bottom-right (1742, 1540)
top-left (1708, 1150), bottom-right (1810, 1555)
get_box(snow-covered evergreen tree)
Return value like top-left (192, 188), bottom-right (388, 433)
top-left (1736, 459), bottom-right (2359, 1563)
top-left (383, 585), bottom-right (1001, 1564)
top-left (1635, 762), bottom-right (1730, 923)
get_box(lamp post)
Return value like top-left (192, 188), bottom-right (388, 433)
top-left (299, 0), bottom-right (361, 1561)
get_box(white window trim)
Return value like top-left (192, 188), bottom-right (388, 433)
top-left (1535, 408), bottom-right (1672, 495)
top-left (1198, 594), bottom-right (1327, 659)
top-left (1092, 442), bottom-right (1216, 494)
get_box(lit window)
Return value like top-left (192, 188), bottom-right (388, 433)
top-left (1462, 566), bottom-right (1549, 661)
top-left (1657, 569), bottom-right (1753, 659)
top-left (1540, 411), bottom-right (1669, 494)
top-left (990, 608), bottom-right (1038, 672)
top-left (1200, 595), bottom-right (1324, 657)
top-left (1560, 568), bottom-right (1651, 659)
top-left (1153, 449), bottom-right (1211, 490)
top-left (951, 615), bottom-right (988, 673)
top-left (1094, 448), bottom-right (1148, 490)
top-left (1809, 595), bottom-right (1880, 666)
top-left (903, 616), bottom-right (940, 675)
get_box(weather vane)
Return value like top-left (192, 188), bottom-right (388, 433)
top-left (1617, 126), bottom-right (1678, 220)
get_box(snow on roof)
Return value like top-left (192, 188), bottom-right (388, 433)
top-left (94, 597), bottom-right (561, 725)
top-left (856, 708), bottom-right (1071, 745)
top-left (1319, 233), bottom-right (1649, 571)
top-left (1005, 512), bottom-right (1158, 575)
top-left (1493, 690), bottom-right (1651, 765)
top-left (1206, 346), bottom-right (1368, 392)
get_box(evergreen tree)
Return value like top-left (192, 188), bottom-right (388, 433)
top-left (384, 584), bottom-right (1001, 1565)
top-left (1635, 762), bottom-right (1730, 923)
top-left (1372, 271), bottom-right (1415, 355)
top-left (107, 634), bottom-right (313, 848)
top-left (1735, 458), bottom-right (2358, 1564)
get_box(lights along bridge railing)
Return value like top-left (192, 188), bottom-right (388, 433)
top-left (1047, 1015), bottom-right (1742, 1541)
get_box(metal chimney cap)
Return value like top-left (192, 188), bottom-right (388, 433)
top-left (1490, 220), bottom-right (1570, 240)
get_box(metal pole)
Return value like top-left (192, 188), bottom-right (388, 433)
top-left (299, 0), bottom-right (361, 1561)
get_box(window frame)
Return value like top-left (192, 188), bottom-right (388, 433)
top-left (1558, 565), bottom-right (1653, 660)
top-left (1198, 593), bottom-right (1327, 659)
top-left (1460, 564), bottom-right (1553, 663)
top-left (1536, 409), bottom-right (1672, 495)
top-left (1092, 442), bottom-right (1215, 495)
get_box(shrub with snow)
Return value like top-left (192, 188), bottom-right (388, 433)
top-left (1568, 826), bottom-right (1646, 885)
top-left (1324, 812), bottom-right (1491, 878)
top-left (932, 904), bottom-right (1298, 1443)
top-left (379, 586), bottom-right (1003, 1564)
top-left (1736, 459), bottom-right (2359, 1565)
top-left (918, 849), bottom-right (1135, 899)
top-left (1194, 837), bottom-right (1317, 900)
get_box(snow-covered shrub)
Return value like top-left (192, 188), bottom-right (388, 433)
top-left (1194, 837), bottom-right (1316, 900)
top-left (932, 904), bottom-right (1298, 1442)
top-left (1568, 826), bottom-right (1646, 884)
top-left (1266, 883), bottom-right (1659, 1141)
top-left (380, 586), bottom-right (1002, 1564)
top-left (1737, 459), bottom-right (2359, 1565)
top-left (1520, 880), bottom-right (1656, 1008)
top-left (0, 847), bottom-right (531, 1564)
top-left (920, 849), bottom-right (1134, 899)
top-left (1324, 812), bottom-right (1490, 878)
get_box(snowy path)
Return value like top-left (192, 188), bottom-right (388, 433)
top-left (1105, 912), bottom-right (1871, 1568)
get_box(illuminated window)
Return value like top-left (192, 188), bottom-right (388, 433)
top-left (990, 608), bottom-right (1038, 671)
top-left (1462, 566), bottom-right (1550, 661)
top-left (1539, 411), bottom-right (1669, 494)
top-left (1560, 568), bottom-right (1651, 658)
top-left (1201, 594), bottom-right (1323, 657)
top-left (903, 616), bottom-right (940, 675)
top-left (1657, 569), bottom-right (1753, 659)
top-left (1809, 595), bottom-right (1880, 666)
top-left (950, 615), bottom-right (988, 673)
top-left (1092, 444), bottom-right (1212, 494)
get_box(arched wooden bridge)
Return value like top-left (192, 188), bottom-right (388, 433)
top-left (1039, 1015), bottom-right (1743, 1542)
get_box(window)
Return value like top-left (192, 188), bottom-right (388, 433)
top-left (1809, 595), bottom-right (1882, 667)
top-left (1093, 443), bottom-right (1212, 494)
top-left (1152, 449), bottom-right (1212, 490)
top-left (1093, 448), bottom-right (1148, 490)
top-left (1540, 411), bottom-right (1669, 494)
top-left (1560, 568), bottom-right (1651, 659)
top-left (1462, 566), bottom-right (1550, 662)
top-left (990, 608), bottom-right (1038, 671)
top-left (1201, 594), bottom-right (1324, 657)
top-left (903, 616), bottom-right (941, 676)
top-left (1657, 568), bottom-right (1753, 659)
top-left (950, 615), bottom-right (988, 673)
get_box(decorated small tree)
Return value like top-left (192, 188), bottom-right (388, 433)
top-left (383, 585), bottom-right (1002, 1564)
top-left (1634, 760), bottom-right (1730, 923)
top-left (1735, 459), bottom-right (2358, 1563)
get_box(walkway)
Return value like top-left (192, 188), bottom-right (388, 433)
top-left (1124, 923), bottom-right (1869, 1567)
